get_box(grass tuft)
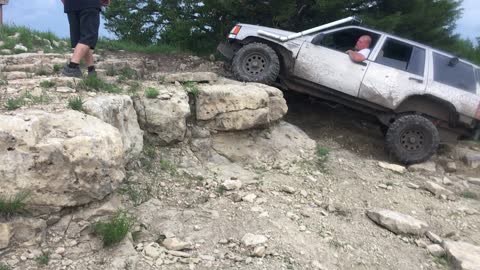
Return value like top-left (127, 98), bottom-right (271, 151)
top-left (0, 191), bottom-right (30, 218)
top-left (461, 191), bottom-right (480, 200)
top-left (117, 67), bottom-right (138, 82)
top-left (183, 82), bottom-right (200, 96)
top-left (0, 263), bottom-right (11, 270)
top-left (53, 64), bottom-right (63, 73)
top-left (35, 251), bottom-right (50, 266)
top-left (67, 96), bottom-right (84, 111)
top-left (93, 210), bottom-right (134, 247)
top-left (78, 76), bottom-right (121, 93)
top-left (0, 24), bottom-right (67, 54)
top-left (39, 80), bottom-right (56, 88)
top-left (144, 87), bottom-right (159, 99)
top-left (97, 38), bottom-right (184, 54)
top-left (4, 98), bottom-right (24, 110)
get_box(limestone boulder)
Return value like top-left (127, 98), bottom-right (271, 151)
top-left (443, 241), bottom-right (480, 270)
top-left (196, 83), bottom-right (287, 131)
top-left (212, 121), bottom-right (316, 167)
top-left (133, 85), bottom-right (190, 145)
top-left (83, 95), bottom-right (143, 162)
top-left (163, 72), bottom-right (217, 83)
top-left (366, 209), bottom-right (428, 236)
top-left (0, 110), bottom-right (125, 214)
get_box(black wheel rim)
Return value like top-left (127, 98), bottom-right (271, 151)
top-left (400, 129), bottom-right (425, 152)
top-left (242, 53), bottom-right (268, 76)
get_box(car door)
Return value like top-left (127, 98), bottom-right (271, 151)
top-left (359, 37), bottom-right (428, 109)
top-left (293, 27), bottom-right (377, 97)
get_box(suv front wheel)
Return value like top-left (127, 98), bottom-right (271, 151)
top-left (385, 115), bottom-right (440, 164)
top-left (232, 42), bottom-right (280, 85)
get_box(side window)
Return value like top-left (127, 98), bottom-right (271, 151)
top-left (476, 68), bottom-right (480, 86)
top-left (433, 53), bottom-right (476, 93)
top-left (375, 38), bottom-right (425, 76)
top-left (316, 28), bottom-right (378, 54)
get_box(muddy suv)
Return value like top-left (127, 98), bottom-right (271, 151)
top-left (218, 17), bottom-right (480, 164)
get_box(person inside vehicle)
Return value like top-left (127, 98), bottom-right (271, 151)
top-left (346, 35), bottom-right (372, 63)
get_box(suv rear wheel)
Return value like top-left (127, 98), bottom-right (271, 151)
top-left (232, 42), bottom-right (280, 85)
top-left (385, 115), bottom-right (439, 164)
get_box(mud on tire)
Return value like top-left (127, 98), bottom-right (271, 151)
top-left (232, 42), bottom-right (280, 85)
top-left (385, 115), bottom-right (440, 164)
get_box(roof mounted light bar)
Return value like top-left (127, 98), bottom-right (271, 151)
top-left (258, 16), bottom-right (362, 42)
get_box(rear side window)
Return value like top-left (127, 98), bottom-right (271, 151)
top-left (375, 38), bottom-right (425, 76)
top-left (433, 52), bottom-right (476, 93)
top-left (476, 68), bottom-right (480, 85)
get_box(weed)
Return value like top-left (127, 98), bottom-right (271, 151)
top-left (183, 82), bottom-right (200, 96)
top-left (117, 67), bottom-right (138, 82)
top-left (433, 254), bottom-right (449, 266)
top-left (0, 263), bottom-right (10, 270)
top-left (316, 145), bottom-right (330, 169)
top-left (159, 159), bottom-right (177, 175)
top-left (126, 81), bottom-right (141, 97)
top-left (36, 69), bottom-right (49, 76)
top-left (23, 91), bottom-right (51, 105)
top-left (97, 38), bottom-right (184, 55)
top-left (93, 210), bottom-right (134, 247)
top-left (0, 24), bottom-right (66, 53)
top-left (4, 97), bottom-right (24, 110)
top-left (67, 96), bottom-right (84, 111)
top-left (53, 64), bottom-right (63, 73)
top-left (0, 79), bottom-right (7, 86)
top-left (35, 251), bottom-right (50, 265)
top-left (216, 185), bottom-right (227, 195)
top-left (0, 191), bottom-right (30, 218)
top-left (120, 182), bottom-right (151, 206)
top-left (144, 87), bottom-right (159, 99)
top-left (106, 66), bottom-right (117, 77)
top-left (39, 80), bottom-right (55, 88)
top-left (78, 76), bottom-right (121, 93)
top-left (461, 191), bottom-right (479, 200)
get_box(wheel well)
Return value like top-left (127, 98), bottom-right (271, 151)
top-left (239, 37), bottom-right (295, 74)
top-left (394, 95), bottom-right (458, 125)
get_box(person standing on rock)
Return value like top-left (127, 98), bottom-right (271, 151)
top-left (61, 0), bottom-right (110, 78)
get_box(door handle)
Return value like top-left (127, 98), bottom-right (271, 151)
top-left (409, 77), bottom-right (424, 83)
top-left (355, 61), bottom-right (367, 66)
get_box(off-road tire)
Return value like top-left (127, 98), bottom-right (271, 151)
top-left (385, 115), bottom-right (439, 164)
top-left (232, 42), bottom-right (280, 85)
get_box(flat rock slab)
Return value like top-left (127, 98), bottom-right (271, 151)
top-left (378, 162), bottom-right (406, 174)
top-left (443, 241), bottom-right (480, 270)
top-left (463, 153), bottom-right (480, 169)
top-left (408, 161), bottom-right (437, 173)
top-left (423, 181), bottom-right (454, 199)
top-left (163, 72), bottom-right (218, 83)
top-left (366, 209), bottom-right (428, 235)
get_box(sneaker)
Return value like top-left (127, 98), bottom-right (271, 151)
top-left (88, 70), bottom-right (97, 78)
top-left (62, 64), bottom-right (83, 78)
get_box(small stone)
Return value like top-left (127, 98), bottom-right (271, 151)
top-left (415, 239), bottom-right (428, 248)
top-left (0, 223), bottom-right (11, 249)
top-left (242, 194), bottom-right (257, 203)
top-left (231, 193), bottom-right (243, 202)
top-left (312, 260), bottom-right (326, 269)
top-left (200, 255), bottom-right (215, 261)
top-left (300, 190), bottom-right (308, 197)
top-left (423, 181), bottom-right (454, 197)
top-left (218, 239), bottom-right (228, 244)
top-left (144, 242), bottom-right (165, 259)
top-left (366, 209), bottom-right (428, 235)
top-left (408, 161), bottom-right (437, 173)
top-left (252, 246), bottom-right (266, 257)
top-left (299, 225), bottom-right (307, 232)
top-left (286, 212), bottom-right (300, 221)
top-left (241, 233), bottom-right (268, 247)
top-left (378, 184), bottom-right (389, 190)
top-left (162, 238), bottom-right (192, 251)
top-left (245, 257), bottom-right (253, 264)
top-left (193, 225), bottom-right (201, 231)
top-left (468, 178), bottom-right (480, 186)
top-left (463, 154), bottom-right (480, 169)
top-left (443, 177), bottom-right (453, 186)
top-left (14, 44), bottom-right (28, 52)
top-left (222, 180), bottom-right (242, 191)
top-left (445, 161), bottom-right (457, 173)
top-left (0, 49), bottom-right (12, 54)
top-left (166, 250), bottom-right (191, 258)
top-left (443, 241), bottom-right (480, 270)
top-left (426, 231), bottom-right (442, 244)
top-left (55, 247), bottom-right (65, 255)
top-left (378, 162), bottom-right (407, 174)
top-left (56, 87), bottom-right (75, 93)
top-left (280, 185), bottom-right (296, 194)
top-left (427, 244), bottom-right (445, 257)
top-left (258, 212), bottom-right (269, 218)
top-left (406, 183), bottom-right (420, 189)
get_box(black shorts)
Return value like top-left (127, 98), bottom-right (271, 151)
top-left (67, 8), bottom-right (100, 50)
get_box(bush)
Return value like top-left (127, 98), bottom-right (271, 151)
top-left (39, 80), bottom-right (55, 88)
top-left (144, 87), bottom-right (159, 98)
top-left (94, 211), bottom-right (134, 247)
top-left (0, 263), bottom-right (11, 270)
top-left (4, 97), bottom-right (24, 110)
top-left (67, 96), bottom-right (84, 111)
top-left (35, 251), bottom-right (50, 266)
top-left (0, 191), bottom-right (30, 218)
top-left (183, 82), bottom-right (200, 96)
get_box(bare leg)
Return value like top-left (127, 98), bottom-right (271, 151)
top-left (84, 49), bottom-right (94, 67)
top-left (70, 43), bottom-right (91, 64)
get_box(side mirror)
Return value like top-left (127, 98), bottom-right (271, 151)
top-left (448, 57), bottom-right (459, 67)
top-left (311, 33), bottom-right (325, 45)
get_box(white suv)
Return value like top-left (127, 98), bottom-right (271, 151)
top-left (218, 17), bottom-right (480, 164)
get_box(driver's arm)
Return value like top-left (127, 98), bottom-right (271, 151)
top-left (346, 50), bottom-right (366, 63)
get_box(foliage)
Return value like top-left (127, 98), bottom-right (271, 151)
top-left (67, 96), bottom-right (84, 111)
top-left (0, 24), bottom-right (68, 54)
top-left (0, 191), bottom-right (30, 218)
top-left (35, 251), bottom-right (50, 266)
top-left (144, 87), bottom-right (159, 98)
top-left (0, 263), bottom-right (11, 270)
top-left (183, 82), bottom-right (200, 96)
top-left (78, 76), bottom-right (121, 93)
top-left (39, 80), bottom-right (56, 88)
top-left (97, 38), bottom-right (183, 54)
top-left (4, 98), bottom-right (24, 110)
top-left (53, 64), bottom-right (63, 73)
top-left (103, 0), bottom-right (480, 64)
top-left (93, 210), bottom-right (135, 247)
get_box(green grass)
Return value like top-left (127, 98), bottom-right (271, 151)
top-left (183, 82), bottom-right (201, 96)
top-left (97, 38), bottom-right (184, 54)
top-left (461, 191), bottom-right (480, 200)
top-left (4, 97), bottom-right (24, 110)
top-left (0, 79), bottom-right (8, 86)
top-left (93, 210), bottom-right (134, 247)
top-left (126, 81), bottom-right (141, 96)
top-left (77, 76), bottom-right (121, 93)
top-left (0, 191), bottom-right (30, 218)
top-left (35, 251), bottom-right (50, 266)
top-left (36, 69), bottom-right (49, 76)
top-left (67, 96), bottom-right (84, 111)
top-left (53, 64), bottom-right (63, 73)
top-left (23, 91), bottom-right (52, 105)
top-left (316, 146), bottom-right (330, 163)
top-left (159, 159), bottom-right (177, 175)
top-left (0, 263), bottom-right (11, 270)
top-left (117, 67), bottom-right (138, 82)
top-left (144, 87), bottom-right (159, 99)
top-left (39, 80), bottom-right (56, 88)
top-left (0, 24), bottom-right (67, 54)
top-left (120, 181), bottom-right (151, 207)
